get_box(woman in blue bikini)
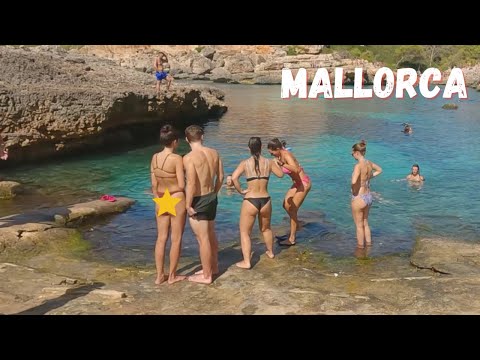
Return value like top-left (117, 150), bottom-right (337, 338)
top-left (351, 140), bottom-right (382, 249)
top-left (231, 137), bottom-right (284, 269)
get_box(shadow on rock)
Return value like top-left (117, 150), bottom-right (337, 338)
top-left (14, 281), bottom-right (105, 315)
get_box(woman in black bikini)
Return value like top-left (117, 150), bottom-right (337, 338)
top-left (231, 137), bottom-right (284, 269)
top-left (150, 125), bottom-right (186, 285)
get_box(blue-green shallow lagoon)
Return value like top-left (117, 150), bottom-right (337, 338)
top-left (4, 84), bottom-right (480, 263)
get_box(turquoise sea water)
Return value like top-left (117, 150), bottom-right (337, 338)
top-left (4, 84), bottom-right (480, 263)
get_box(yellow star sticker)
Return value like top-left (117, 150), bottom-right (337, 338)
top-left (152, 188), bottom-right (181, 216)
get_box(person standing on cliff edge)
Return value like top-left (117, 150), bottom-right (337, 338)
top-left (154, 54), bottom-right (173, 94)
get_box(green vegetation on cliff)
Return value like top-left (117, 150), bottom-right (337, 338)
top-left (328, 45), bottom-right (480, 71)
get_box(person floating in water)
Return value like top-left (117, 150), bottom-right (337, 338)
top-left (351, 140), bottom-right (382, 249)
top-left (402, 123), bottom-right (413, 134)
top-left (231, 137), bottom-right (284, 268)
top-left (223, 174), bottom-right (236, 195)
top-left (154, 54), bottom-right (173, 93)
top-left (406, 164), bottom-right (424, 182)
top-left (225, 174), bottom-right (235, 189)
top-left (267, 137), bottom-right (311, 246)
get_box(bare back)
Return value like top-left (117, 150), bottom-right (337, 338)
top-left (244, 156), bottom-right (271, 198)
top-left (151, 152), bottom-right (184, 195)
top-left (185, 146), bottom-right (220, 196)
top-left (352, 159), bottom-right (373, 196)
top-left (154, 57), bottom-right (162, 72)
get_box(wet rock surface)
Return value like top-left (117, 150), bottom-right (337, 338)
top-left (1, 237), bottom-right (480, 314)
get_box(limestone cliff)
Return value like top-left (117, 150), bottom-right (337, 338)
top-left (77, 45), bottom-right (480, 88)
top-left (0, 46), bottom-right (227, 166)
top-left (77, 45), bottom-right (378, 85)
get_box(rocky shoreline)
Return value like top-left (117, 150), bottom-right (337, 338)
top-left (1, 187), bottom-right (479, 315)
top-left (1, 45), bottom-right (479, 314)
top-left (77, 45), bottom-right (480, 88)
top-left (0, 46), bottom-right (227, 166)
top-left (1, 228), bottom-right (480, 314)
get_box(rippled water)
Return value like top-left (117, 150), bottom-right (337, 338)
top-left (3, 84), bottom-right (480, 263)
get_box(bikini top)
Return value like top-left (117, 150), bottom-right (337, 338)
top-left (245, 156), bottom-right (270, 182)
top-left (152, 153), bottom-right (176, 178)
top-left (282, 164), bottom-right (303, 175)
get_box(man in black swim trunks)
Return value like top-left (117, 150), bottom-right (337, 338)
top-left (183, 125), bottom-right (224, 284)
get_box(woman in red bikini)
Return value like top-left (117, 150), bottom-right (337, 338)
top-left (150, 125), bottom-right (186, 285)
top-left (267, 138), bottom-right (312, 246)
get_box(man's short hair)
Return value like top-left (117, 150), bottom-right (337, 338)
top-left (185, 125), bottom-right (204, 142)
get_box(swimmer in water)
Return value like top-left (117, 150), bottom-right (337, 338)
top-left (406, 164), bottom-right (424, 182)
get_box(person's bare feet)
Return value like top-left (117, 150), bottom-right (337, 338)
top-left (235, 260), bottom-right (251, 269)
top-left (155, 274), bottom-right (168, 285)
top-left (194, 268), bottom-right (219, 275)
top-left (354, 247), bottom-right (367, 259)
top-left (188, 274), bottom-right (212, 284)
top-left (265, 250), bottom-right (275, 259)
top-left (278, 239), bottom-right (296, 246)
top-left (168, 275), bottom-right (186, 284)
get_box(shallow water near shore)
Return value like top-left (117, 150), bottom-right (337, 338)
top-left (3, 84), bottom-right (480, 265)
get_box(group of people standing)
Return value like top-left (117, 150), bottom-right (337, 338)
top-left (151, 124), bottom-right (386, 285)
top-left (229, 137), bottom-right (312, 268)
top-left (151, 125), bottom-right (222, 285)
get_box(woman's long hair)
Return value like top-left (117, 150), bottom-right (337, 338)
top-left (248, 137), bottom-right (262, 176)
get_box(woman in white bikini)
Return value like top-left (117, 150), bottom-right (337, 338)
top-left (351, 140), bottom-right (382, 249)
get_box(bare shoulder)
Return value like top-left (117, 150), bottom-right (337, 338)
top-left (171, 153), bottom-right (183, 162)
top-left (204, 146), bottom-right (220, 160)
top-left (183, 153), bottom-right (192, 163)
top-left (205, 146), bottom-right (219, 155)
top-left (284, 150), bottom-right (295, 160)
